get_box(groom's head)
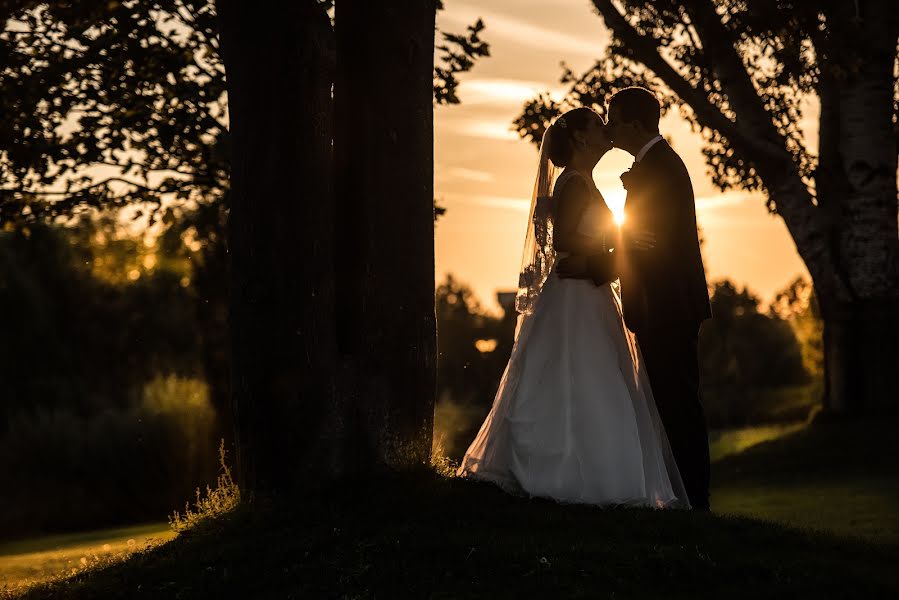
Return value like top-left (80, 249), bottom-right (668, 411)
top-left (606, 87), bottom-right (661, 156)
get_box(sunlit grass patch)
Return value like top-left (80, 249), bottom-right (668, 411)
top-left (0, 523), bottom-right (173, 597)
top-left (709, 421), bottom-right (808, 462)
top-left (0, 440), bottom-right (239, 597)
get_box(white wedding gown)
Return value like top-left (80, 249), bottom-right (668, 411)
top-left (457, 172), bottom-right (689, 509)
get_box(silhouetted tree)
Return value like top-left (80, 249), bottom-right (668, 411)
top-left (516, 0), bottom-right (899, 416)
top-left (215, 0), bottom-right (340, 491)
top-left (334, 0), bottom-right (439, 470)
top-left (1, 0), bottom-right (489, 491)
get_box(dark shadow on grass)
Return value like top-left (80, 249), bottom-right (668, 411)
top-left (17, 459), bottom-right (899, 600)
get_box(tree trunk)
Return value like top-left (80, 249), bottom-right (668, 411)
top-left (819, 300), bottom-right (899, 416)
top-left (216, 0), bottom-right (343, 493)
top-left (334, 0), bottom-right (438, 470)
top-left (814, 0), bottom-right (899, 416)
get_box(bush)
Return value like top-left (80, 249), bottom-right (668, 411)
top-left (0, 376), bottom-right (218, 540)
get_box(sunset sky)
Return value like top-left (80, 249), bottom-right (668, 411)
top-left (434, 0), bottom-right (809, 314)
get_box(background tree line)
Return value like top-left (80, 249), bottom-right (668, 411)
top-left (433, 273), bottom-right (823, 462)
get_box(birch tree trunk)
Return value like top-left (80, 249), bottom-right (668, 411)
top-left (334, 0), bottom-right (438, 470)
top-left (815, 1), bottom-right (899, 415)
top-left (217, 0), bottom-right (343, 492)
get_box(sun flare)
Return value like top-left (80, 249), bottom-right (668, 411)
top-left (602, 187), bottom-right (627, 226)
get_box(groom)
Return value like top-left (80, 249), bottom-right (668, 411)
top-left (558, 87), bottom-right (713, 510)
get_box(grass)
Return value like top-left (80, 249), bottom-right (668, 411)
top-left (168, 440), bottom-right (240, 533)
top-left (709, 421), bottom-right (808, 462)
top-left (0, 523), bottom-right (174, 595)
top-left (4, 419), bottom-right (898, 599)
top-left (711, 419), bottom-right (899, 545)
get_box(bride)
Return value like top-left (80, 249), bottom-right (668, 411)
top-left (456, 107), bottom-right (689, 509)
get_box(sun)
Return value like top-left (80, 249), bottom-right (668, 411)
top-left (603, 187), bottom-right (626, 226)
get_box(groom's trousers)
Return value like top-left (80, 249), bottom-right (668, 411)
top-left (636, 323), bottom-right (711, 510)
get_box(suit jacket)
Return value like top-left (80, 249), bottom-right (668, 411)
top-left (588, 140), bottom-right (711, 334)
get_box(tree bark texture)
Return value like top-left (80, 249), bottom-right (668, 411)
top-left (814, 0), bottom-right (899, 414)
top-left (334, 0), bottom-right (438, 470)
top-left (217, 0), bottom-right (343, 492)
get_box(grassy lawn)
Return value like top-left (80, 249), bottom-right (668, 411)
top-left (711, 419), bottom-right (899, 545)
top-left (0, 523), bottom-right (173, 596)
top-left (4, 419), bottom-right (897, 599)
top-left (709, 422), bottom-right (807, 462)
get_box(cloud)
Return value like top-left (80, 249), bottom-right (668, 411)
top-left (445, 167), bottom-right (496, 183)
top-left (454, 119), bottom-right (521, 141)
top-left (694, 193), bottom-right (752, 212)
top-left (439, 3), bottom-right (602, 59)
top-left (455, 78), bottom-right (568, 106)
top-left (451, 195), bottom-right (531, 212)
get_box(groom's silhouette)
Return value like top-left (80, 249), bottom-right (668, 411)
top-left (558, 87), bottom-right (712, 510)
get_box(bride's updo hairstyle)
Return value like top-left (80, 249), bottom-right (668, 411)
top-left (545, 107), bottom-right (598, 168)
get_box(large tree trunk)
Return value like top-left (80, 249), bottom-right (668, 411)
top-left (217, 0), bottom-right (343, 493)
top-left (813, 0), bottom-right (899, 416)
top-left (334, 0), bottom-right (438, 470)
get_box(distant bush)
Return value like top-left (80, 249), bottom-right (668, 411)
top-left (699, 280), bottom-right (818, 428)
top-left (0, 376), bottom-right (218, 540)
top-left (0, 222), bottom-right (202, 428)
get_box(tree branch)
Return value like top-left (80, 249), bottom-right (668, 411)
top-left (0, 176), bottom-right (195, 196)
top-left (681, 1), bottom-right (795, 158)
top-left (591, 0), bottom-right (785, 163)
top-left (591, 0), bottom-right (849, 302)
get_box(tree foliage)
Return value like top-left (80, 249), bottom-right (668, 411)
top-left (0, 0), bottom-right (488, 229)
top-left (0, 221), bottom-right (201, 422)
top-left (434, 16), bottom-right (490, 105)
top-left (699, 279), bottom-right (812, 426)
top-left (0, 1), bottom-right (227, 226)
top-left (435, 274), bottom-right (515, 406)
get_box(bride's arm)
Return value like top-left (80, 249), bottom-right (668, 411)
top-left (552, 178), bottom-right (605, 254)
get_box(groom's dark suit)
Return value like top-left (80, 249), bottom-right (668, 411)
top-left (591, 139), bottom-right (712, 509)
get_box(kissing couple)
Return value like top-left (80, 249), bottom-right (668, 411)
top-left (457, 87), bottom-right (713, 511)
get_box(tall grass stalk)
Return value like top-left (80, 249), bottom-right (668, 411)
top-left (168, 440), bottom-right (240, 533)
